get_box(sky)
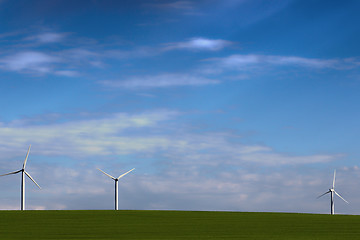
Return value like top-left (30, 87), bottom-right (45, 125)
top-left (0, 0), bottom-right (360, 214)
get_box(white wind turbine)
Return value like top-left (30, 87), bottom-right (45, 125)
top-left (317, 170), bottom-right (348, 215)
top-left (97, 168), bottom-right (135, 210)
top-left (0, 145), bottom-right (41, 210)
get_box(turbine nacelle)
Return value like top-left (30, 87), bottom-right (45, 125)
top-left (317, 170), bottom-right (348, 215)
top-left (97, 167), bottom-right (135, 210)
top-left (0, 145), bottom-right (41, 210)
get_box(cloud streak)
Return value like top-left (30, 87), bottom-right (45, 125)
top-left (1, 29), bottom-right (358, 89)
top-left (0, 110), bottom-right (347, 212)
top-left (0, 51), bottom-right (60, 74)
top-left (208, 54), bottom-right (360, 70)
top-left (164, 38), bottom-right (233, 51)
top-left (100, 74), bottom-right (220, 89)
top-left (27, 32), bottom-right (67, 43)
top-left (0, 47), bottom-right (102, 76)
top-left (0, 31), bottom-right (233, 78)
top-left (0, 110), bottom-right (178, 158)
top-left (2, 163), bottom-right (355, 213)
top-left (0, 31), bottom-right (102, 76)
top-left (0, 110), bottom-right (340, 166)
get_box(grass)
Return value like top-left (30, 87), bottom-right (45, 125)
top-left (0, 210), bottom-right (360, 239)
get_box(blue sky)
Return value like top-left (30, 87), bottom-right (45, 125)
top-left (0, 0), bottom-right (360, 214)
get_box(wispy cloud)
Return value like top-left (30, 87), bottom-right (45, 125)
top-left (28, 32), bottom-right (67, 43)
top-left (239, 152), bottom-right (342, 165)
top-left (0, 51), bottom-right (60, 74)
top-left (1, 161), bottom-right (356, 212)
top-left (209, 54), bottom-right (360, 70)
top-left (0, 48), bottom-right (101, 76)
top-left (158, 132), bottom-right (339, 166)
top-left (0, 110), bottom-right (347, 211)
top-left (0, 151), bottom-right (354, 211)
top-left (1, 28), bottom-right (357, 84)
top-left (0, 110), bottom-right (340, 167)
top-left (55, 70), bottom-right (79, 77)
top-left (0, 30), bottom-right (236, 78)
top-left (0, 110), bottom-right (178, 158)
top-left (100, 74), bottom-right (220, 89)
top-left (104, 47), bottom-right (159, 59)
top-left (0, 30), bottom-right (103, 76)
top-left (198, 54), bottom-right (360, 77)
top-left (59, 48), bottom-right (103, 68)
top-left (105, 38), bottom-right (233, 58)
top-left (164, 38), bottom-right (233, 51)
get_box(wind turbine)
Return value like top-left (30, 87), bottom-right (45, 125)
top-left (317, 170), bottom-right (348, 215)
top-left (97, 168), bottom-right (135, 210)
top-left (0, 145), bottom-right (41, 210)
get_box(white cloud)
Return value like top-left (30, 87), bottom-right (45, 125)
top-left (0, 110), bottom-right (350, 212)
top-left (0, 51), bottom-right (60, 73)
top-left (32, 32), bottom-right (67, 43)
top-left (0, 110), bottom-right (340, 167)
top-left (105, 47), bottom-right (159, 59)
top-left (209, 54), bottom-right (359, 70)
top-left (100, 74), bottom-right (220, 89)
top-left (0, 110), bottom-right (178, 158)
top-left (1, 163), bottom-right (357, 212)
top-left (0, 29), bottom-right (105, 77)
top-left (164, 38), bottom-right (233, 51)
top-left (159, 132), bottom-right (340, 166)
top-left (0, 48), bottom-right (101, 76)
top-left (239, 152), bottom-right (341, 165)
top-left (55, 70), bottom-right (80, 77)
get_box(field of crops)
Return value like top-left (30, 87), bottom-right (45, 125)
top-left (0, 210), bottom-right (359, 239)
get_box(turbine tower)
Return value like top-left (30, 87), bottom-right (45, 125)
top-left (97, 168), bottom-right (135, 210)
top-left (317, 170), bottom-right (348, 215)
top-left (0, 145), bottom-right (41, 210)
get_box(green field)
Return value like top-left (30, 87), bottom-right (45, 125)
top-left (0, 210), bottom-right (359, 239)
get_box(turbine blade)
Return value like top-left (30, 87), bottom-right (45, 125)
top-left (23, 145), bottom-right (31, 170)
top-left (24, 171), bottom-right (41, 189)
top-left (317, 190), bottom-right (331, 199)
top-left (117, 168), bottom-right (135, 179)
top-left (0, 169), bottom-right (22, 177)
top-left (334, 191), bottom-right (349, 204)
top-left (333, 170), bottom-right (336, 189)
top-left (97, 168), bottom-right (116, 180)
